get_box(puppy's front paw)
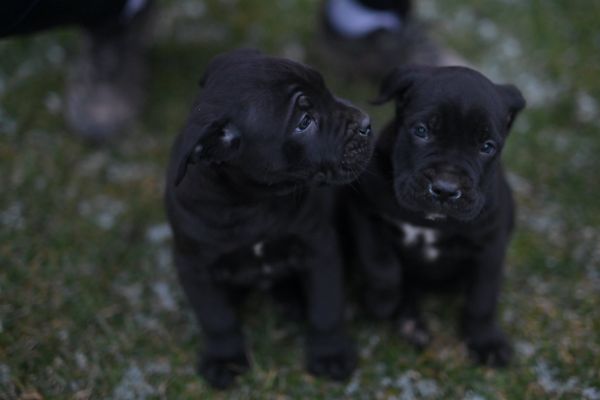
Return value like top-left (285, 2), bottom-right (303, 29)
top-left (307, 349), bottom-right (357, 381)
top-left (465, 326), bottom-right (512, 367)
top-left (306, 332), bottom-right (357, 381)
top-left (398, 316), bottom-right (431, 350)
top-left (198, 352), bottom-right (250, 389)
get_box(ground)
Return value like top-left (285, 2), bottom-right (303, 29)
top-left (1, 0), bottom-right (599, 399)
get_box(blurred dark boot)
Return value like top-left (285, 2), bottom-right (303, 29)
top-left (317, 0), bottom-right (467, 81)
top-left (65, 0), bottom-right (155, 141)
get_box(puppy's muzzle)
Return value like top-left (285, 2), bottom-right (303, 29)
top-left (428, 177), bottom-right (462, 201)
top-left (314, 106), bottom-right (373, 185)
top-left (421, 165), bottom-right (471, 203)
top-left (337, 113), bottom-right (372, 178)
top-left (356, 115), bottom-right (372, 137)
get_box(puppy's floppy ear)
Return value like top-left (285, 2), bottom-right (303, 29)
top-left (496, 84), bottom-right (526, 130)
top-left (174, 119), bottom-right (241, 186)
top-left (371, 65), bottom-right (433, 105)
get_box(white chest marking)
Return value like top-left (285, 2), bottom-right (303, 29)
top-left (252, 241), bottom-right (265, 257)
top-left (399, 222), bottom-right (440, 262)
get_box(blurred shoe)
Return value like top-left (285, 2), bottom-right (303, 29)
top-left (65, 0), bottom-right (154, 141)
top-left (317, 0), bottom-right (467, 81)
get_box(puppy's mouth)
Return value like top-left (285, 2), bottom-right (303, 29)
top-left (341, 141), bottom-right (373, 177)
top-left (312, 140), bottom-right (373, 185)
top-left (394, 174), bottom-right (484, 222)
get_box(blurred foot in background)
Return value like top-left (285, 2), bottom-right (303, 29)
top-left (319, 0), bottom-right (467, 80)
top-left (0, 0), bottom-right (155, 142)
top-left (65, 0), bottom-right (154, 142)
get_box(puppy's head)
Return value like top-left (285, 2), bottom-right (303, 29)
top-left (374, 65), bottom-right (525, 221)
top-left (174, 49), bottom-right (373, 191)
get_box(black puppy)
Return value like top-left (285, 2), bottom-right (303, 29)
top-left (165, 49), bottom-right (373, 388)
top-left (345, 65), bottom-right (525, 366)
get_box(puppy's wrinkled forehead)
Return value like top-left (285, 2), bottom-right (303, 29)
top-left (410, 71), bottom-right (505, 117)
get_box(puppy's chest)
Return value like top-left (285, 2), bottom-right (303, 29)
top-left (211, 235), bottom-right (306, 287)
top-left (214, 197), bottom-right (310, 239)
top-left (379, 215), bottom-right (468, 266)
top-left (208, 195), bottom-right (319, 286)
top-left (384, 217), bottom-right (443, 262)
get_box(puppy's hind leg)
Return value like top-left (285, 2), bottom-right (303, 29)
top-left (175, 251), bottom-right (249, 389)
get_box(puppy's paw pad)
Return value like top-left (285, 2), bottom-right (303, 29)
top-left (307, 351), bottom-right (357, 381)
top-left (398, 317), bottom-right (431, 350)
top-left (466, 331), bottom-right (512, 367)
top-left (199, 354), bottom-right (250, 389)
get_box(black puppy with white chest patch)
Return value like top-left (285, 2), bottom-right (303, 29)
top-left (165, 49), bottom-right (373, 388)
top-left (345, 65), bottom-right (525, 366)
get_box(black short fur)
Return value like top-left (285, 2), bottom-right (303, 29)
top-left (165, 49), bottom-right (373, 388)
top-left (343, 65), bottom-right (525, 366)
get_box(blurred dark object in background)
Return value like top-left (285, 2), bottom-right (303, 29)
top-left (320, 0), bottom-right (466, 79)
top-left (1, 0), bottom-right (130, 37)
top-left (0, 0), bottom-right (153, 141)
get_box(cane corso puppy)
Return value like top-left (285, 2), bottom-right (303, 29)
top-left (165, 49), bottom-right (373, 388)
top-left (345, 65), bottom-right (525, 366)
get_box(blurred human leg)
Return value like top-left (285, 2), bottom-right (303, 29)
top-left (64, 0), bottom-right (154, 141)
top-left (0, 0), bottom-right (154, 141)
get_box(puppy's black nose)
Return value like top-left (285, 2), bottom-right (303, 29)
top-left (358, 115), bottom-right (371, 136)
top-left (428, 179), bottom-right (462, 201)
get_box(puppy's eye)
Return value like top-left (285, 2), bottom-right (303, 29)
top-left (480, 140), bottom-right (497, 156)
top-left (296, 113), bottom-right (313, 133)
top-left (412, 123), bottom-right (429, 140)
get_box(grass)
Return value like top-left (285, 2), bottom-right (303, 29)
top-left (1, 0), bottom-right (600, 398)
